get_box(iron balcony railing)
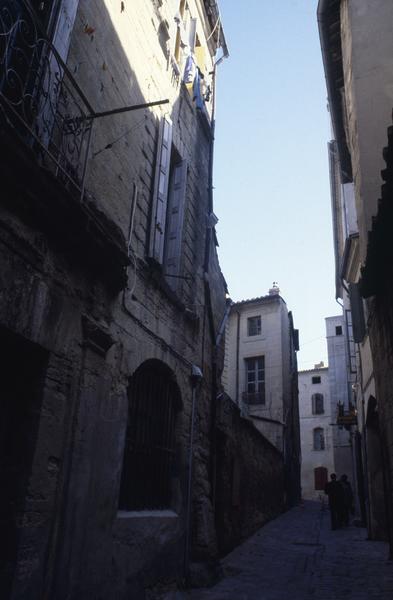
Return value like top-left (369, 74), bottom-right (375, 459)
top-left (242, 391), bottom-right (265, 406)
top-left (337, 401), bottom-right (357, 426)
top-left (0, 0), bottom-right (94, 197)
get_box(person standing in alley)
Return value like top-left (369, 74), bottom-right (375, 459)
top-left (324, 473), bottom-right (345, 530)
top-left (340, 474), bottom-right (354, 526)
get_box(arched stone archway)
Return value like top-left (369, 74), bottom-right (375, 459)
top-left (118, 359), bottom-right (182, 511)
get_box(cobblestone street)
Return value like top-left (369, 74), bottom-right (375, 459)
top-left (183, 501), bottom-right (393, 600)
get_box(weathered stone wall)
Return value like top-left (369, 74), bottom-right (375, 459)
top-left (214, 394), bottom-right (285, 556)
top-left (368, 294), bottom-right (393, 554)
top-left (299, 368), bottom-right (335, 500)
top-left (340, 0), bottom-right (393, 262)
top-left (0, 1), bottom-right (228, 599)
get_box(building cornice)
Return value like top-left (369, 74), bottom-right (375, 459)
top-left (317, 0), bottom-right (353, 183)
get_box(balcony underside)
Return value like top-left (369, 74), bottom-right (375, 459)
top-left (0, 124), bottom-right (129, 292)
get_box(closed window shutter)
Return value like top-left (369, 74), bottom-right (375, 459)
top-left (52, 1), bottom-right (80, 62)
top-left (149, 116), bottom-right (173, 263)
top-left (189, 18), bottom-right (197, 51)
top-left (164, 159), bottom-right (187, 289)
top-left (349, 283), bottom-right (366, 343)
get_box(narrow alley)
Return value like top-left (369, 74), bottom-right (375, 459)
top-left (180, 502), bottom-right (393, 600)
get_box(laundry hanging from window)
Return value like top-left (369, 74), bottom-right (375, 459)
top-left (183, 54), bottom-right (205, 110)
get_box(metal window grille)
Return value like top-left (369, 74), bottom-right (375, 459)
top-left (0, 1), bottom-right (94, 196)
top-left (119, 362), bottom-right (180, 511)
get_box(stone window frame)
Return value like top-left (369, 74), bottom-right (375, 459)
top-left (245, 356), bottom-right (265, 398)
top-left (247, 315), bottom-right (262, 337)
top-left (312, 393), bottom-right (324, 415)
top-left (118, 360), bottom-right (182, 512)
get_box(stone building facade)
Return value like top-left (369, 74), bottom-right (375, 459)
top-left (214, 393), bottom-right (285, 556)
top-left (223, 287), bottom-right (301, 507)
top-left (318, 0), bottom-right (393, 551)
top-left (299, 365), bottom-right (335, 500)
top-left (325, 315), bottom-right (353, 482)
top-left (0, 1), bottom-right (231, 598)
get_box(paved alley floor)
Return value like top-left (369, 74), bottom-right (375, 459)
top-left (185, 501), bottom-right (393, 600)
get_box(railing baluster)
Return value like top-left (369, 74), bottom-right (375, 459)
top-left (0, 0), bottom-right (94, 195)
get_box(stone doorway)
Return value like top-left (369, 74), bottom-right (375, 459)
top-left (0, 326), bottom-right (48, 599)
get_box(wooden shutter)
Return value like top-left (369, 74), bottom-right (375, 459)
top-left (52, 0), bottom-right (80, 62)
top-left (164, 160), bottom-right (187, 289)
top-left (349, 283), bottom-right (366, 343)
top-left (149, 116), bottom-right (173, 263)
top-left (314, 466), bottom-right (328, 490)
top-left (189, 18), bottom-right (197, 52)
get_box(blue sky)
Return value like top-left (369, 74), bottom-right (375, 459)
top-left (213, 0), bottom-right (340, 370)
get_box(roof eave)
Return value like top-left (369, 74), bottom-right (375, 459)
top-left (317, 0), bottom-right (352, 183)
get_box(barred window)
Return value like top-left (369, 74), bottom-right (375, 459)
top-left (118, 360), bottom-right (181, 511)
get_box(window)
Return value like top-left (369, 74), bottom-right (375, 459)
top-left (312, 393), bottom-right (324, 415)
top-left (149, 116), bottom-right (188, 290)
top-left (243, 356), bottom-right (265, 404)
top-left (313, 428), bottom-right (325, 451)
top-left (335, 325), bottom-right (342, 335)
top-left (119, 360), bottom-right (181, 511)
top-left (312, 376), bottom-right (321, 384)
top-left (314, 466), bottom-right (328, 490)
top-left (247, 316), bottom-right (261, 336)
top-left (174, 0), bottom-right (196, 66)
top-left (349, 282), bottom-right (366, 343)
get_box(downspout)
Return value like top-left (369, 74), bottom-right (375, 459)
top-left (235, 310), bottom-right (240, 406)
top-left (188, 31), bottom-right (228, 577)
top-left (356, 344), bottom-right (371, 531)
top-left (211, 299), bottom-right (233, 511)
top-left (200, 27), bottom-right (229, 550)
top-left (184, 365), bottom-right (203, 581)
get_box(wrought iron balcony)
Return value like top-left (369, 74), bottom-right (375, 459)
top-left (0, 0), bottom-right (94, 197)
top-left (337, 401), bottom-right (357, 427)
top-left (242, 391), bottom-right (265, 406)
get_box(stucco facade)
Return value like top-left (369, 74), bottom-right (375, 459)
top-left (223, 288), bottom-right (301, 506)
top-left (299, 366), bottom-right (335, 500)
top-left (325, 316), bottom-right (354, 485)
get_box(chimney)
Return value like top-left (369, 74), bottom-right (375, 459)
top-left (269, 282), bottom-right (280, 296)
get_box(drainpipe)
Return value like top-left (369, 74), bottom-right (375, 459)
top-left (184, 364), bottom-right (203, 582)
top-left (210, 300), bottom-right (233, 513)
top-left (356, 344), bottom-right (371, 531)
top-left (235, 310), bottom-right (240, 406)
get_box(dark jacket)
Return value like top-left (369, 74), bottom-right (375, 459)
top-left (324, 480), bottom-right (344, 507)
